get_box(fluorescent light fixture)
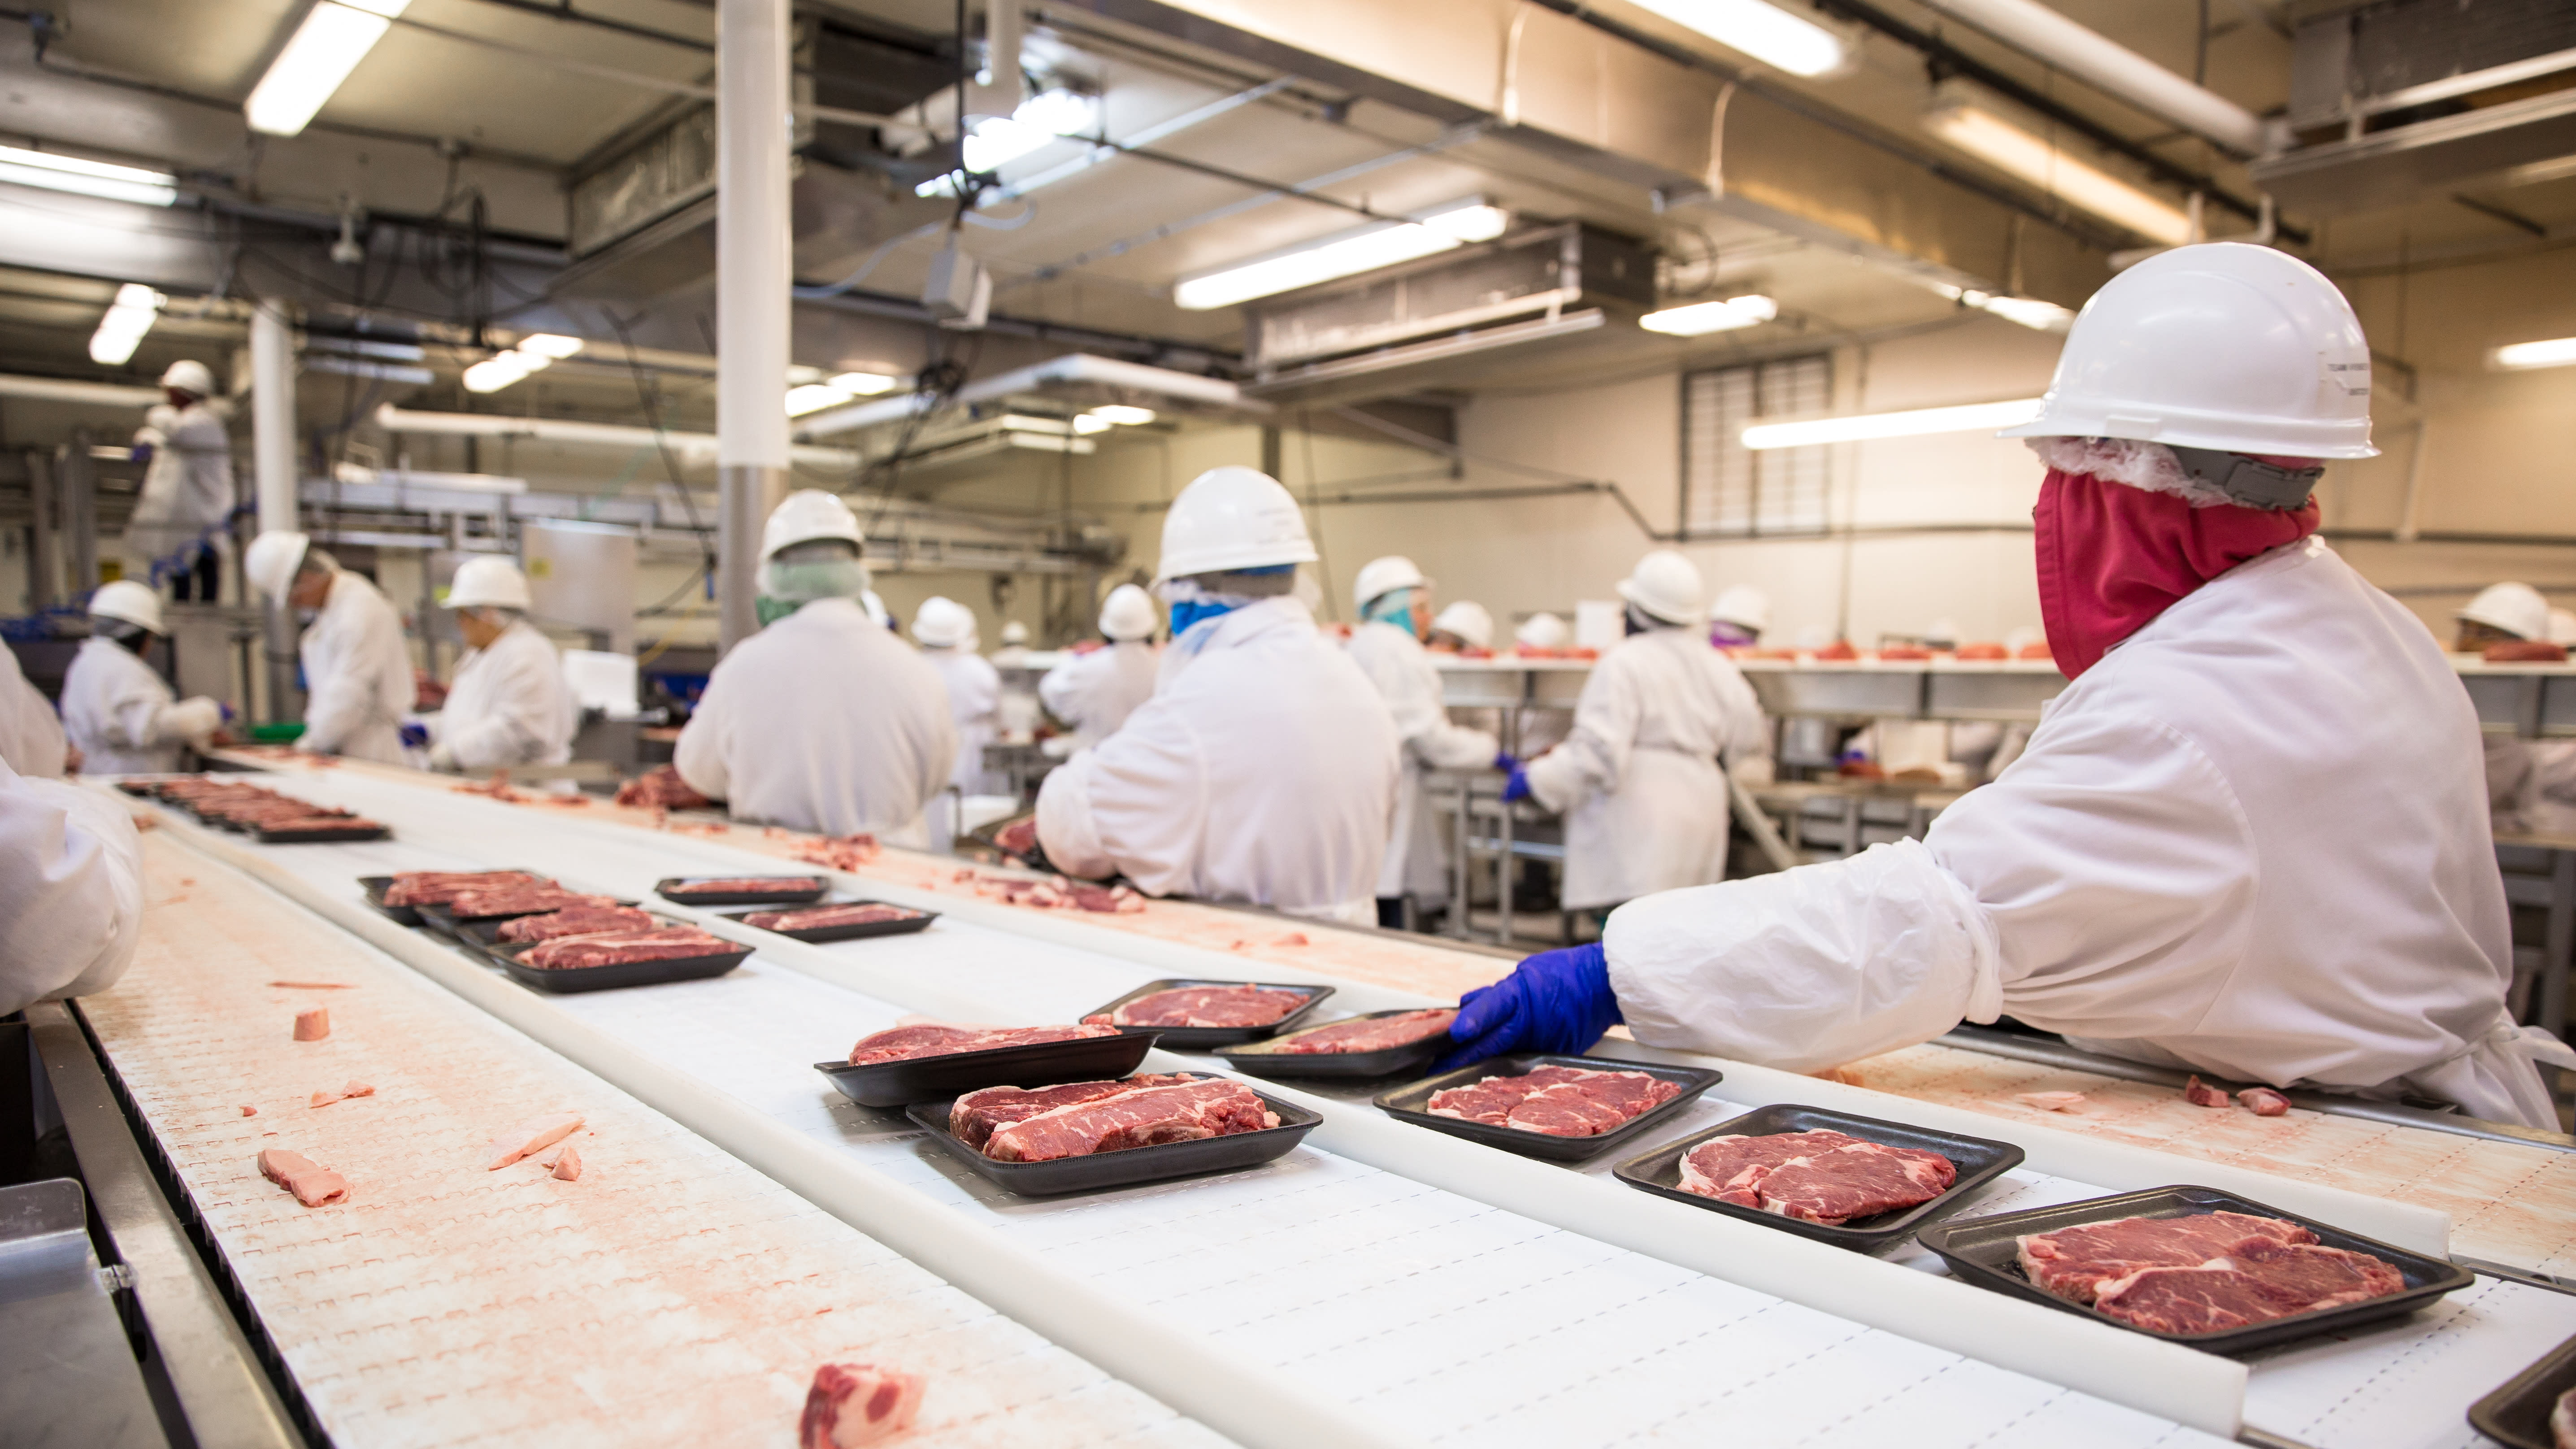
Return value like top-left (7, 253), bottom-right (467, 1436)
top-left (1929, 282), bottom-right (2075, 333)
top-left (918, 89), bottom-right (1094, 196)
top-left (1640, 294), bottom-right (1778, 336)
top-left (787, 370), bottom-right (907, 416)
top-left (1174, 202), bottom-right (1511, 311)
top-left (246, 0), bottom-right (409, 137)
top-left (1923, 99), bottom-right (2192, 246)
top-left (1088, 404), bottom-right (1156, 425)
top-left (1070, 413), bottom-right (1112, 434)
top-left (88, 283), bottom-right (164, 366)
top-left (1626, 0), bottom-right (1846, 76)
top-left (1742, 397), bottom-right (2043, 450)
top-left (2493, 336), bottom-right (2576, 371)
top-left (460, 332), bottom-right (582, 394)
top-left (0, 144), bottom-right (177, 207)
top-left (829, 370), bottom-right (900, 395)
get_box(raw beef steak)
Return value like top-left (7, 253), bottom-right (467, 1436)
top-left (521, 926), bottom-right (726, 969)
top-left (845, 1023), bottom-right (1116, 1066)
top-left (1736, 1141), bottom-right (1957, 1224)
top-left (981, 1078), bottom-right (1278, 1162)
top-left (382, 869), bottom-right (542, 907)
top-left (948, 1076), bottom-right (1193, 1149)
top-left (1427, 1065), bottom-right (1679, 1137)
top-left (495, 905), bottom-right (654, 942)
top-left (2018, 1211), bottom-right (2315, 1304)
top-left (799, 1362), bottom-right (923, 1447)
top-left (2091, 1238), bottom-right (2405, 1333)
top-left (1086, 984), bottom-right (1310, 1029)
top-left (1680, 1129), bottom-right (1863, 1204)
top-left (1273, 1008), bottom-right (1458, 1054)
top-left (446, 884), bottom-right (619, 918)
top-left (668, 876), bottom-right (825, 897)
top-left (747, 902), bottom-right (922, 931)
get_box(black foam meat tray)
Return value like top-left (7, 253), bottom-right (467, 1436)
top-left (814, 1030), bottom-right (1161, 1109)
top-left (485, 936), bottom-right (751, 994)
top-left (903, 1073), bottom-right (1319, 1196)
top-left (653, 875), bottom-right (831, 906)
top-left (1373, 1053), bottom-right (1724, 1163)
top-left (1213, 1007), bottom-right (1458, 1079)
top-left (719, 901), bottom-right (938, 944)
top-left (2469, 1329), bottom-right (2576, 1449)
top-left (1612, 1103), bottom-right (2025, 1251)
top-left (1078, 978), bottom-right (1334, 1049)
top-left (1913, 1184), bottom-right (2475, 1355)
top-left (256, 820), bottom-right (388, 844)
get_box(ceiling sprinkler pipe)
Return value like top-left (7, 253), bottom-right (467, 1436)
top-left (1912, 0), bottom-right (2271, 157)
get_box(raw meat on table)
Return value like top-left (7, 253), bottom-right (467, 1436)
top-left (1426, 1065), bottom-right (1681, 1137)
top-left (1086, 984), bottom-right (1310, 1029)
top-left (2089, 1236), bottom-right (2407, 1333)
top-left (483, 1112), bottom-right (585, 1170)
top-left (667, 876), bottom-right (826, 897)
top-left (293, 1007), bottom-right (330, 1041)
top-left (521, 926), bottom-right (727, 970)
top-left (949, 1078), bottom-right (1191, 1150)
top-left (2017, 1211), bottom-right (2315, 1304)
top-left (2237, 1087), bottom-right (2292, 1116)
top-left (495, 904), bottom-right (655, 943)
top-left (444, 884), bottom-right (619, 918)
top-left (750, 902), bottom-right (922, 931)
top-left (380, 869), bottom-right (542, 907)
top-left (1722, 1141), bottom-right (1955, 1225)
top-left (800, 1362), bottom-right (924, 1448)
top-left (550, 1145), bottom-right (583, 1182)
top-left (981, 1077), bottom-right (1278, 1162)
top-left (1681, 1129), bottom-right (1861, 1203)
top-left (845, 1022), bottom-right (1116, 1067)
top-left (1265, 1008), bottom-right (1457, 1055)
top-left (2182, 1075), bottom-right (2233, 1108)
top-left (258, 1149), bottom-right (349, 1206)
top-left (2017, 1091), bottom-right (2088, 1112)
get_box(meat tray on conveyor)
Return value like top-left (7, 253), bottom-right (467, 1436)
top-left (468, 918), bottom-right (752, 994)
top-left (717, 900), bottom-right (939, 944)
top-left (359, 868), bottom-right (545, 926)
top-left (1913, 1184), bottom-right (2474, 1353)
top-left (814, 1030), bottom-right (1162, 1108)
top-left (903, 1073), bottom-right (1321, 1196)
top-left (417, 893), bottom-right (639, 937)
top-left (653, 874), bottom-right (831, 906)
top-left (255, 818), bottom-right (390, 844)
top-left (1612, 1104), bottom-right (2023, 1251)
top-left (1213, 1008), bottom-right (1458, 1079)
top-left (2470, 1329), bottom-right (2576, 1449)
top-left (1374, 1054), bottom-right (1723, 1163)
top-left (1077, 978), bottom-right (1334, 1048)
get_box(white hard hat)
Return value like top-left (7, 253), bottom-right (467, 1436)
top-left (2551, 610), bottom-right (2576, 649)
top-left (760, 488), bottom-right (864, 564)
top-left (1516, 612), bottom-right (1568, 650)
top-left (2461, 582), bottom-right (2550, 643)
top-left (999, 620), bottom-right (1029, 646)
top-left (1431, 600), bottom-right (1493, 651)
top-left (159, 359), bottom-right (216, 397)
top-left (1709, 584), bottom-right (1771, 632)
top-left (244, 530), bottom-right (311, 600)
top-left (90, 579), bottom-right (165, 634)
top-left (912, 595), bottom-right (976, 648)
top-left (2000, 243), bottom-right (2377, 461)
top-left (1353, 555), bottom-right (1428, 613)
top-left (1099, 583), bottom-right (1159, 641)
top-left (1924, 617), bottom-right (1960, 649)
top-left (1154, 466), bottom-right (1317, 583)
top-left (861, 589), bottom-right (893, 628)
top-left (1617, 549), bottom-right (1706, 625)
top-left (447, 555), bottom-right (533, 611)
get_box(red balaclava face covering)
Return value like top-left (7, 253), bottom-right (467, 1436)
top-left (2033, 467), bottom-right (2320, 678)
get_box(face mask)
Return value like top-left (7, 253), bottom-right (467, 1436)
top-left (1362, 589), bottom-right (1420, 637)
top-left (1168, 596), bottom-right (1238, 637)
top-left (756, 595), bottom-right (799, 627)
top-left (2033, 468), bottom-right (2319, 678)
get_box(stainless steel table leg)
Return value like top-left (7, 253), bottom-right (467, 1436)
top-left (1496, 801), bottom-right (1516, 948)
top-left (1449, 786), bottom-right (1471, 941)
top-left (2547, 850), bottom-right (2575, 1090)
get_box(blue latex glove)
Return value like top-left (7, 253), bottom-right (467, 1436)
top-left (1501, 764), bottom-right (1533, 803)
top-left (1492, 751), bottom-right (1520, 775)
top-left (129, 442), bottom-right (154, 466)
top-left (398, 722), bottom-right (430, 749)
top-left (1432, 943), bottom-right (1620, 1073)
top-left (218, 701), bottom-right (237, 723)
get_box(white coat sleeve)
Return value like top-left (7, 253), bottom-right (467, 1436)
top-left (1034, 700), bottom-right (1202, 888)
top-left (1604, 839), bottom-right (2002, 1072)
top-left (444, 643), bottom-right (562, 770)
top-left (0, 650), bottom-right (67, 778)
top-left (0, 765), bottom-right (145, 1014)
top-left (1520, 659), bottom-right (1637, 813)
top-left (671, 669), bottom-right (733, 801)
top-left (1392, 657), bottom-right (1498, 770)
top-left (1721, 671), bottom-right (1774, 787)
top-left (96, 666), bottom-right (217, 753)
top-left (1037, 655), bottom-right (1090, 722)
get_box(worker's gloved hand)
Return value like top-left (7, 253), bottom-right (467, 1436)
top-left (129, 442), bottom-right (153, 466)
top-left (1492, 751), bottom-right (1520, 775)
top-left (397, 722), bottom-right (430, 749)
top-left (1433, 943), bottom-right (1620, 1073)
top-left (1500, 763), bottom-right (1533, 803)
top-left (427, 742), bottom-right (456, 771)
top-left (218, 701), bottom-right (236, 723)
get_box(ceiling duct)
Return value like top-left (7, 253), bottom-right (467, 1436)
top-left (1239, 222), bottom-right (1654, 406)
top-left (2252, 0), bottom-right (2576, 214)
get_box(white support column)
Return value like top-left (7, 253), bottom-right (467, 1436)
top-left (249, 300), bottom-right (301, 721)
top-left (716, 0), bottom-right (794, 654)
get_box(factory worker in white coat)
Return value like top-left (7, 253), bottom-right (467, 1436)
top-left (1426, 600), bottom-right (1493, 654)
top-left (2456, 582), bottom-right (2557, 833)
top-left (1503, 550), bottom-right (1771, 912)
top-left (123, 360), bottom-right (236, 600)
top-left (669, 491), bottom-right (954, 844)
top-left (244, 532), bottom-right (414, 764)
top-left (1036, 467), bottom-right (1398, 922)
top-left (61, 582), bottom-right (226, 774)
top-left (1441, 244), bottom-right (2575, 1131)
top-left (0, 751), bottom-right (143, 1015)
top-left (914, 596), bottom-right (1005, 797)
top-left (1707, 585), bottom-right (1770, 648)
top-left (0, 642), bottom-right (71, 777)
top-left (1039, 583), bottom-right (1160, 751)
top-left (1347, 556), bottom-right (1504, 926)
top-left (427, 557), bottom-right (575, 772)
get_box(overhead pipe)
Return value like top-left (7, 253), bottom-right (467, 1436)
top-left (0, 374), bottom-right (161, 407)
top-left (715, 0), bottom-right (795, 656)
top-left (1909, 0), bottom-right (2273, 157)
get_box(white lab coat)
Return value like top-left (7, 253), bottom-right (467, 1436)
top-left (1347, 621), bottom-right (1498, 903)
top-left (1035, 596), bottom-right (1398, 922)
top-left (675, 596), bottom-right (955, 845)
top-left (438, 619), bottom-right (576, 770)
top-left (1605, 538), bottom-right (2575, 1131)
top-left (61, 638), bottom-right (222, 775)
top-left (1038, 641), bottom-right (1159, 752)
top-left (298, 571), bottom-right (415, 764)
top-left (1522, 627), bottom-right (1772, 910)
top-left (923, 648), bottom-right (1005, 795)
top-left (0, 758), bottom-right (143, 1014)
top-left (124, 399), bottom-right (235, 578)
top-left (0, 644), bottom-right (67, 778)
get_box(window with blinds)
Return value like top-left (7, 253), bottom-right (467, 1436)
top-left (1680, 354), bottom-right (1832, 537)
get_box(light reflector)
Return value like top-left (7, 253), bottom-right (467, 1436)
top-left (1173, 203), bottom-right (1510, 311)
top-left (0, 144), bottom-right (177, 207)
top-left (461, 332), bottom-right (582, 394)
top-left (89, 283), bottom-right (165, 366)
top-left (1640, 294), bottom-right (1778, 336)
top-left (1626, 0), bottom-right (1846, 76)
top-left (1923, 99), bottom-right (2192, 245)
top-left (2493, 336), bottom-right (2576, 371)
top-left (918, 90), bottom-right (1095, 196)
top-left (1742, 397), bottom-right (2043, 450)
top-left (246, 0), bottom-right (411, 138)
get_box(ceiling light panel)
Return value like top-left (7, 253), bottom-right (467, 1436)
top-left (89, 284), bottom-right (164, 366)
top-left (2493, 337), bottom-right (2576, 370)
top-left (0, 145), bottom-right (178, 207)
top-left (461, 333), bottom-right (582, 394)
top-left (1922, 99), bottom-right (2192, 245)
top-left (1173, 203), bottom-right (1511, 312)
top-left (1742, 397), bottom-right (2043, 449)
top-left (1627, 0), bottom-right (1847, 76)
top-left (246, 0), bottom-right (410, 138)
top-left (1640, 294), bottom-right (1779, 336)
